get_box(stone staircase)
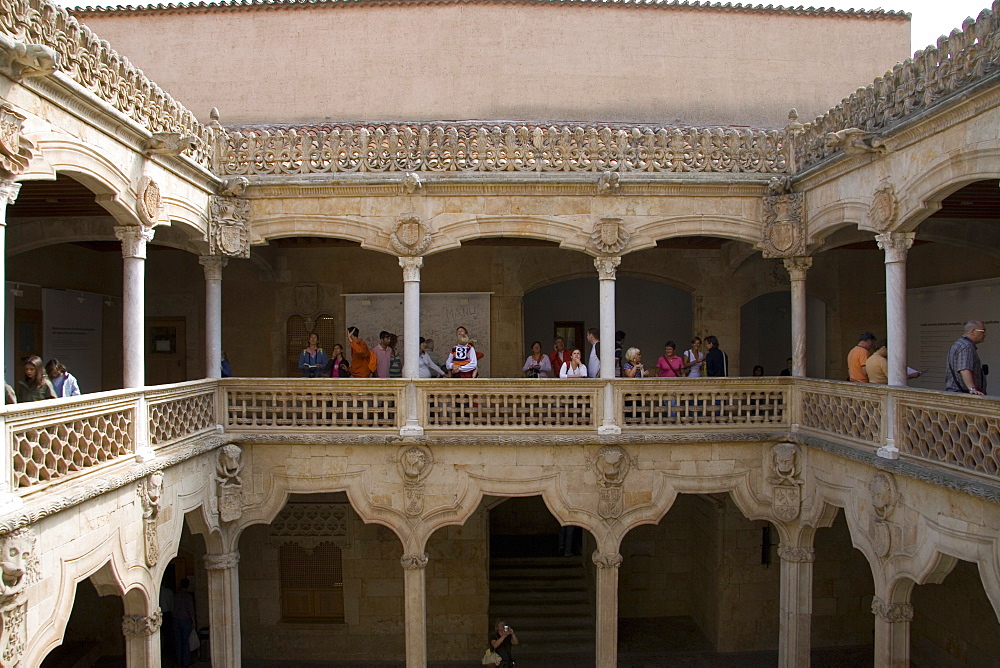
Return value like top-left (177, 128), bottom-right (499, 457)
top-left (489, 555), bottom-right (595, 661)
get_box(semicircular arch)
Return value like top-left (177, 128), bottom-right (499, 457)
top-left (895, 146), bottom-right (1000, 232)
top-left (636, 215), bottom-right (763, 246)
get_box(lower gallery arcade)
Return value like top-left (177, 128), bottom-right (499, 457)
top-left (25, 435), bottom-right (1000, 667)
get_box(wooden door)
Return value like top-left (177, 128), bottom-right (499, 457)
top-left (146, 317), bottom-right (187, 385)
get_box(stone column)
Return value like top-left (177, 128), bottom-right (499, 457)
top-left (777, 544), bottom-right (815, 668)
top-left (595, 257), bottom-right (621, 434)
top-left (876, 232), bottom-right (915, 387)
top-left (0, 180), bottom-right (19, 385)
top-left (116, 225), bottom-right (155, 388)
top-left (593, 551), bottom-right (622, 667)
top-left (783, 257), bottom-right (812, 377)
top-left (204, 550), bottom-right (241, 668)
top-left (399, 257), bottom-right (424, 436)
top-left (401, 552), bottom-right (428, 668)
top-left (122, 610), bottom-right (162, 668)
top-left (199, 256), bottom-right (227, 379)
top-left (871, 593), bottom-right (913, 668)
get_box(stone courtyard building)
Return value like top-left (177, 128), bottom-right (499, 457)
top-left (0, 0), bottom-right (997, 666)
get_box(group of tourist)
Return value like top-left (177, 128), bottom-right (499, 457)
top-left (299, 326), bottom-right (483, 379)
top-left (846, 320), bottom-right (989, 395)
top-left (4, 356), bottom-right (81, 404)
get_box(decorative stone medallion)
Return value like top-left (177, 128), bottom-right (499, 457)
top-left (592, 445), bottom-right (631, 519)
top-left (136, 177), bottom-right (162, 228)
top-left (208, 196), bottom-right (251, 258)
top-left (590, 217), bottom-right (630, 255)
top-left (0, 104), bottom-right (30, 179)
top-left (215, 444), bottom-right (244, 523)
top-left (390, 215), bottom-right (432, 256)
top-left (868, 182), bottom-right (897, 233)
top-left (869, 472), bottom-right (899, 559)
top-left (398, 445), bottom-right (433, 517)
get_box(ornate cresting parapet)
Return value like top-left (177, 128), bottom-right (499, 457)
top-left (0, 0), bottom-right (212, 167)
top-left (217, 122), bottom-right (790, 176)
top-left (795, 1), bottom-right (1000, 170)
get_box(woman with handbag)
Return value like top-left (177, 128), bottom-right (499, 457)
top-left (487, 619), bottom-right (518, 667)
top-left (522, 341), bottom-right (553, 378)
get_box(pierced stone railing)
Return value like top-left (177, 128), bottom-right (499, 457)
top-left (797, 380), bottom-right (888, 446)
top-left (616, 378), bottom-right (789, 428)
top-left (1, 0), bottom-right (212, 168)
top-left (796, 1), bottom-right (1000, 170)
top-left (223, 379), bottom-right (404, 431)
top-left (417, 379), bottom-right (600, 429)
top-left (145, 379), bottom-right (218, 447)
top-left (217, 123), bottom-right (789, 177)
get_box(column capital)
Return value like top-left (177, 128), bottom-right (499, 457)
top-left (777, 544), bottom-right (815, 563)
top-left (199, 254), bottom-right (228, 280)
top-left (875, 231), bottom-right (915, 263)
top-left (0, 179), bottom-right (20, 209)
top-left (122, 609), bottom-right (163, 636)
top-left (400, 552), bottom-right (428, 570)
top-left (782, 255), bottom-right (812, 278)
top-left (871, 595), bottom-right (913, 623)
top-left (398, 255), bottom-right (424, 282)
top-left (204, 550), bottom-right (241, 570)
top-left (115, 225), bottom-right (155, 259)
top-left (594, 256), bottom-right (621, 280)
top-left (592, 551), bottom-right (623, 569)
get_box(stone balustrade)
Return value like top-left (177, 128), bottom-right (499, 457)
top-left (217, 123), bottom-right (790, 177)
top-left (795, 1), bottom-right (1000, 170)
top-left (3, 378), bottom-right (997, 494)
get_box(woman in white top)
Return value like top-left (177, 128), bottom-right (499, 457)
top-left (683, 336), bottom-right (706, 378)
top-left (559, 349), bottom-right (588, 378)
top-left (523, 341), bottom-right (554, 378)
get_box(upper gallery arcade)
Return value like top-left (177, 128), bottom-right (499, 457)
top-left (0, 0), bottom-right (997, 667)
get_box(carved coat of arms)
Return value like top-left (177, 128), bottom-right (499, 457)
top-left (761, 190), bottom-right (805, 258)
top-left (591, 218), bottom-right (630, 255)
top-left (209, 196), bottom-right (251, 258)
top-left (390, 216), bottom-right (431, 256)
top-left (868, 183), bottom-right (897, 233)
top-left (136, 177), bottom-right (162, 228)
top-left (0, 104), bottom-right (30, 179)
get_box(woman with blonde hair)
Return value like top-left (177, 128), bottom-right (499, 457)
top-left (17, 355), bottom-right (55, 403)
top-left (622, 347), bottom-right (646, 378)
top-left (683, 336), bottom-right (705, 377)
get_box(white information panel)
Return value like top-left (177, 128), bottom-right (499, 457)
top-left (907, 278), bottom-right (998, 392)
top-left (42, 288), bottom-right (103, 393)
top-left (345, 292), bottom-right (492, 376)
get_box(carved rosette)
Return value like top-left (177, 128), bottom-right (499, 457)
top-left (400, 553), bottom-right (429, 570)
top-left (776, 545), bottom-right (815, 563)
top-left (871, 596), bottom-right (914, 623)
top-left (137, 471), bottom-right (163, 567)
top-left (122, 610), bottom-right (163, 636)
top-left (761, 191), bottom-right (806, 258)
top-left (591, 218), bottom-right (630, 255)
top-left (591, 552), bottom-right (623, 569)
top-left (868, 182), bottom-right (898, 233)
top-left (209, 196), bottom-right (251, 258)
top-left (135, 177), bottom-right (162, 228)
top-left (115, 225), bottom-right (155, 260)
top-left (766, 442), bottom-right (803, 522)
top-left (399, 256), bottom-right (423, 283)
top-left (203, 551), bottom-right (241, 571)
top-left (398, 445), bottom-right (433, 517)
top-left (593, 445), bottom-right (630, 519)
top-left (0, 104), bottom-right (31, 179)
top-left (875, 231), bottom-right (915, 264)
top-left (390, 215), bottom-right (432, 256)
top-left (594, 255), bottom-right (621, 280)
top-left (215, 444), bottom-right (244, 523)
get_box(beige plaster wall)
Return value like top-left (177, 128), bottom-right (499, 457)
top-left (76, 6), bottom-right (909, 127)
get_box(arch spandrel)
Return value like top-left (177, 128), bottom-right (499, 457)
top-left (635, 215), bottom-right (764, 247)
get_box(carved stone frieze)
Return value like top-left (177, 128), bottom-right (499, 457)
top-left (137, 471), bottom-right (163, 567)
top-left (776, 545), bottom-right (815, 563)
top-left (143, 132), bottom-right (199, 157)
top-left (215, 444), bottom-right (243, 523)
top-left (135, 177), bottom-right (162, 227)
top-left (592, 552), bottom-right (623, 569)
top-left (592, 445), bottom-right (631, 519)
top-left (594, 255), bottom-right (621, 280)
top-left (122, 610), bottom-right (162, 636)
top-left (203, 551), bottom-right (241, 571)
top-left (398, 445), bottom-right (432, 517)
top-left (115, 225), bottom-right (155, 260)
top-left (868, 182), bottom-right (898, 233)
top-left (389, 215), bottom-right (432, 256)
top-left (400, 553), bottom-right (429, 570)
top-left (0, 33), bottom-right (59, 80)
top-left (0, 104), bottom-right (32, 179)
top-left (761, 179), bottom-right (805, 258)
top-left (208, 196), bottom-right (251, 258)
top-left (399, 255), bottom-right (423, 283)
top-left (766, 442), bottom-right (804, 521)
top-left (268, 502), bottom-right (349, 550)
top-left (591, 217), bottom-right (630, 255)
top-left (871, 595), bottom-right (914, 623)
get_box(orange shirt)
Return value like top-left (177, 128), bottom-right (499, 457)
top-left (350, 339), bottom-right (373, 378)
top-left (847, 345), bottom-right (869, 382)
